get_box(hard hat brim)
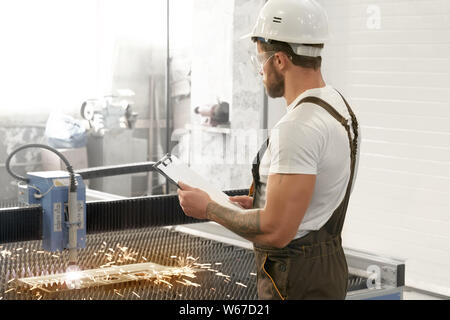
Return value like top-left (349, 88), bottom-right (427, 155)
top-left (240, 32), bottom-right (253, 41)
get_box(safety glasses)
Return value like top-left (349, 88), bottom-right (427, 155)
top-left (250, 51), bottom-right (277, 75)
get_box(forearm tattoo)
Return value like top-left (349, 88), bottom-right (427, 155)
top-left (206, 202), bottom-right (263, 239)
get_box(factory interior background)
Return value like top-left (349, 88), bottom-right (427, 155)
top-left (0, 0), bottom-right (449, 300)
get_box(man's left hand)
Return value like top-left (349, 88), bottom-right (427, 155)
top-left (177, 181), bottom-right (212, 220)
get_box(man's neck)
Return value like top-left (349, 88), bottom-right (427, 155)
top-left (284, 69), bottom-right (326, 106)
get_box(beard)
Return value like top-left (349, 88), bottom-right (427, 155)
top-left (264, 62), bottom-right (285, 98)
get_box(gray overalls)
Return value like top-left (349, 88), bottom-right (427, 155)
top-left (249, 92), bottom-right (359, 300)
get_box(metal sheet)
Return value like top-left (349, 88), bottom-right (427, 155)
top-left (17, 262), bottom-right (198, 293)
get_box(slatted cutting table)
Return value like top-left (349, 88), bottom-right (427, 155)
top-left (0, 190), bottom-right (405, 300)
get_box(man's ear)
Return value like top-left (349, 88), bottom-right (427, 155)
top-left (274, 52), bottom-right (291, 71)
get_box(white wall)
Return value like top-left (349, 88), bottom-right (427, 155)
top-left (317, 0), bottom-right (450, 296)
top-left (267, 0), bottom-right (450, 297)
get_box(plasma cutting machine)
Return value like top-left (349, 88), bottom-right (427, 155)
top-left (6, 144), bottom-right (86, 267)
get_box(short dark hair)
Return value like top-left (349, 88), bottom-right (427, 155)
top-left (253, 38), bottom-right (324, 70)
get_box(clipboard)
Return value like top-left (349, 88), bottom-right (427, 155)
top-left (153, 154), bottom-right (242, 210)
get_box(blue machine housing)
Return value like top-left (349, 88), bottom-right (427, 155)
top-left (26, 171), bottom-right (86, 252)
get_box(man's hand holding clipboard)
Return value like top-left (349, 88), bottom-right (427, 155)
top-left (177, 181), bottom-right (212, 220)
top-left (153, 154), bottom-right (246, 220)
top-left (177, 181), bottom-right (254, 220)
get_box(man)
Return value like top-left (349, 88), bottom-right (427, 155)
top-left (177, 0), bottom-right (361, 300)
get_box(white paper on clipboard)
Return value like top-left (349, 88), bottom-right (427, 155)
top-left (153, 154), bottom-right (242, 210)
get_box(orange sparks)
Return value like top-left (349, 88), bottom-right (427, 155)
top-left (0, 249), bottom-right (12, 258)
top-left (215, 272), bottom-right (230, 279)
top-left (113, 289), bottom-right (124, 297)
top-left (194, 263), bottom-right (212, 269)
top-left (156, 279), bottom-right (173, 288)
top-left (176, 279), bottom-right (201, 287)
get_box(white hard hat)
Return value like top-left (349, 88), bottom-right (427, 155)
top-left (244, 0), bottom-right (329, 57)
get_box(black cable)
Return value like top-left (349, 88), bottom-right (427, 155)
top-left (5, 144), bottom-right (77, 192)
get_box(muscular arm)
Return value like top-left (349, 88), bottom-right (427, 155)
top-left (206, 174), bottom-right (316, 248)
top-left (206, 203), bottom-right (264, 240)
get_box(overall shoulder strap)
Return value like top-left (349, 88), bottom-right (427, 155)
top-left (294, 94), bottom-right (360, 238)
top-left (297, 96), bottom-right (349, 128)
top-left (297, 95), bottom-right (358, 201)
top-left (298, 95), bottom-right (357, 157)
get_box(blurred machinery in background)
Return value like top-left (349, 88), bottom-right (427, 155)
top-left (194, 100), bottom-right (230, 127)
top-left (81, 93), bottom-right (139, 137)
top-left (80, 92), bottom-right (147, 197)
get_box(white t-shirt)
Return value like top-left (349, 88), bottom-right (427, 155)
top-left (254, 85), bottom-right (361, 239)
